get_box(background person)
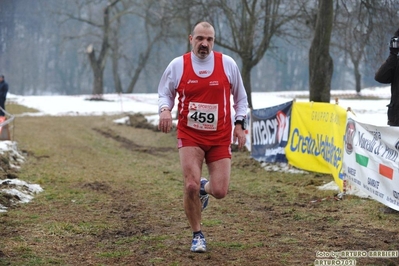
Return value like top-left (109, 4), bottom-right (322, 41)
top-left (375, 28), bottom-right (399, 126)
top-left (374, 28), bottom-right (399, 214)
top-left (0, 75), bottom-right (8, 117)
top-left (157, 21), bottom-right (248, 252)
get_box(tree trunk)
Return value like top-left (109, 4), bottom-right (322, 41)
top-left (112, 37), bottom-right (123, 94)
top-left (93, 70), bottom-right (104, 96)
top-left (241, 60), bottom-right (253, 109)
top-left (309, 0), bottom-right (333, 103)
top-left (85, 2), bottom-right (117, 96)
top-left (111, 11), bottom-right (123, 94)
top-left (353, 60), bottom-right (361, 94)
top-left (126, 34), bottom-right (160, 93)
top-left (87, 45), bottom-right (104, 96)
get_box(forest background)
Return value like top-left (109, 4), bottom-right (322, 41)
top-left (1, 0), bottom-right (399, 102)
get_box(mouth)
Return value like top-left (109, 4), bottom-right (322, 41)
top-left (199, 48), bottom-right (208, 54)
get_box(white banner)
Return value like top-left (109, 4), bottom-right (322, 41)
top-left (343, 112), bottom-right (399, 210)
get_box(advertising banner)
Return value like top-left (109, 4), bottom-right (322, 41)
top-left (343, 113), bottom-right (399, 210)
top-left (251, 101), bottom-right (293, 163)
top-left (285, 101), bottom-right (347, 191)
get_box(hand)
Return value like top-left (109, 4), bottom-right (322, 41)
top-left (158, 110), bottom-right (172, 133)
top-left (233, 125), bottom-right (246, 149)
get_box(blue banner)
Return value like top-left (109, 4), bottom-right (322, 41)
top-left (251, 101), bottom-right (293, 162)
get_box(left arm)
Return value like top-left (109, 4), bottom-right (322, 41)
top-left (222, 55), bottom-right (248, 149)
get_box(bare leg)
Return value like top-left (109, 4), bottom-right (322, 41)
top-left (205, 158), bottom-right (231, 199)
top-left (179, 146), bottom-right (205, 232)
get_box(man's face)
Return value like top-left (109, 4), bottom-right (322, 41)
top-left (189, 25), bottom-right (215, 59)
top-left (0, 77), bottom-right (3, 82)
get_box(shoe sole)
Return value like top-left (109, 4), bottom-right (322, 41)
top-left (191, 248), bottom-right (206, 253)
top-left (200, 194), bottom-right (209, 211)
top-left (200, 178), bottom-right (209, 211)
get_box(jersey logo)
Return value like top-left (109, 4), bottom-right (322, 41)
top-left (187, 79), bottom-right (198, 84)
top-left (199, 70), bottom-right (211, 75)
top-left (189, 103), bottom-right (198, 110)
top-left (209, 81), bottom-right (219, 86)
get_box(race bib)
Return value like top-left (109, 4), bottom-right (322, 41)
top-left (187, 102), bottom-right (218, 131)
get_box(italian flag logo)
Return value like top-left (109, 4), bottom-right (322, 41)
top-left (356, 153), bottom-right (393, 180)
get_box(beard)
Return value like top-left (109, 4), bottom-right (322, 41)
top-left (197, 46), bottom-right (209, 58)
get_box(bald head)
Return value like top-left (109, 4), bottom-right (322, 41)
top-left (192, 22), bottom-right (214, 36)
top-left (190, 22), bottom-right (215, 59)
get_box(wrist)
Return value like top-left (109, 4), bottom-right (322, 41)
top-left (234, 119), bottom-right (246, 130)
top-left (160, 107), bottom-right (170, 113)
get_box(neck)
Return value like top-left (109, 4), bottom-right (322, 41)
top-left (191, 51), bottom-right (213, 63)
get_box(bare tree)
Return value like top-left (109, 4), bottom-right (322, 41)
top-left (61, 0), bottom-right (124, 96)
top-left (336, 0), bottom-right (399, 93)
top-left (367, 1), bottom-right (399, 65)
top-left (104, 0), bottom-right (175, 94)
top-left (340, 0), bottom-right (376, 93)
top-left (124, 0), bottom-right (171, 93)
top-left (194, 0), bottom-right (302, 108)
top-left (85, 0), bottom-right (120, 96)
top-left (7, 0), bottom-right (399, 96)
top-left (332, 0), bottom-right (378, 94)
top-left (110, 7), bottom-right (123, 94)
top-left (309, 0), bottom-right (333, 102)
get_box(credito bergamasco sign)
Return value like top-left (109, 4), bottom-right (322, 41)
top-left (285, 101), bottom-right (347, 191)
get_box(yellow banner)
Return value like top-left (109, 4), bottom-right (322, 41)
top-left (285, 101), bottom-right (347, 191)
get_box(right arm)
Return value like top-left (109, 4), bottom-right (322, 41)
top-left (157, 57), bottom-right (183, 133)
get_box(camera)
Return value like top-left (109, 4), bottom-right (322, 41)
top-left (390, 37), bottom-right (399, 48)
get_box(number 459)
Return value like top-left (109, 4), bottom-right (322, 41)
top-left (190, 111), bottom-right (215, 123)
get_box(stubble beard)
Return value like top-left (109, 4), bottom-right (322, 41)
top-left (197, 48), bottom-right (209, 59)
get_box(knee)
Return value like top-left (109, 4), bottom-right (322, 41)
top-left (185, 180), bottom-right (199, 196)
top-left (211, 188), bottom-right (228, 199)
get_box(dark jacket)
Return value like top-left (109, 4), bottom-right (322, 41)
top-left (375, 53), bottom-right (399, 126)
top-left (0, 80), bottom-right (8, 99)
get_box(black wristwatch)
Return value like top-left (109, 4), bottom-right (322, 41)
top-left (234, 119), bottom-right (246, 130)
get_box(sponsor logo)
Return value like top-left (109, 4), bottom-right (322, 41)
top-left (189, 103), bottom-right (197, 110)
top-left (209, 81), bottom-right (219, 86)
top-left (368, 130), bottom-right (381, 140)
top-left (367, 177), bottom-right (380, 189)
top-left (197, 103), bottom-right (217, 110)
top-left (393, 190), bottom-right (399, 200)
top-left (395, 138), bottom-right (399, 150)
top-left (347, 167), bottom-right (356, 176)
top-left (199, 70), bottom-right (211, 75)
top-left (345, 119), bottom-right (356, 154)
top-left (252, 111), bottom-right (289, 146)
top-left (187, 79), bottom-right (198, 84)
top-left (276, 111), bottom-right (288, 143)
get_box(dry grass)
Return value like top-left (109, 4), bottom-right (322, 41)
top-left (0, 103), bottom-right (398, 266)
